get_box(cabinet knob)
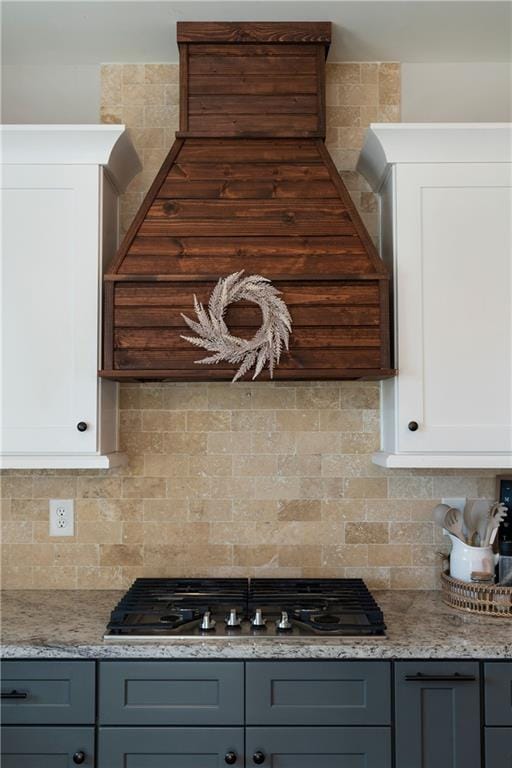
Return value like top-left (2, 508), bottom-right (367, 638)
top-left (408, 421), bottom-right (419, 432)
top-left (76, 422), bottom-right (88, 432)
top-left (253, 752), bottom-right (266, 765)
top-left (225, 752), bottom-right (237, 765)
top-left (72, 752), bottom-right (86, 765)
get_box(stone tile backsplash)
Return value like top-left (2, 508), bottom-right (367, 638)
top-left (0, 61), bottom-right (499, 589)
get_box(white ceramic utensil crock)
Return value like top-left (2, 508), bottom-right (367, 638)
top-left (448, 533), bottom-right (496, 582)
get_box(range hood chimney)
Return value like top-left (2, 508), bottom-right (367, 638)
top-left (101, 22), bottom-right (394, 381)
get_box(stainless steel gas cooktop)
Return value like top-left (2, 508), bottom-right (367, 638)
top-left (104, 578), bottom-right (386, 641)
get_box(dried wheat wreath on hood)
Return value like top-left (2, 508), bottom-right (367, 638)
top-left (181, 271), bottom-right (292, 382)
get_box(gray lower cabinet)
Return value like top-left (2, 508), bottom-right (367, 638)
top-left (246, 661), bottom-right (391, 725)
top-left (246, 726), bottom-right (391, 767)
top-left (1, 660), bottom-right (95, 724)
top-left (395, 661), bottom-right (481, 768)
top-left (98, 727), bottom-right (244, 767)
top-left (1, 726), bottom-right (94, 767)
top-left (485, 728), bottom-right (512, 767)
top-left (484, 662), bottom-right (512, 726)
top-left (98, 660), bottom-right (244, 725)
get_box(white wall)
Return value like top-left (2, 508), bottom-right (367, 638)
top-left (1, 61), bottom-right (510, 125)
top-left (1, 65), bottom-right (100, 123)
top-left (402, 62), bottom-right (511, 122)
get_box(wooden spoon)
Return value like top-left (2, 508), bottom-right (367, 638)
top-left (444, 506), bottom-right (467, 543)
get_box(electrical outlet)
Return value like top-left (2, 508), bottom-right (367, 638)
top-left (49, 499), bottom-right (74, 537)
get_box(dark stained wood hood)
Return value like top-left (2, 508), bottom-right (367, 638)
top-left (100, 22), bottom-right (394, 381)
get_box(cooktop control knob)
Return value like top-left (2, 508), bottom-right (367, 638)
top-left (226, 608), bottom-right (241, 627)
top-left (251, 608), bottom-right (267, 628)
top-left (200, 611), bottom-right (216, 631)
top-left (276, 611), bottom-right (292, 631)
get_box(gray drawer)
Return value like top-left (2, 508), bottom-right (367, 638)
top-left (1, 726), bottom-right (94, 767)
top-left (99, 661), bottom-right (244, 725)
top-left (485, 728), bottom-right (512, 767)
top-left (246, 661), bottom-right (391, 725)
top-left (246, 726), bottom-right (391, 767)
top-left (484, 662), bottom-right (512, 726)
top-left (1, 661), bottom-right (95, 725)
top-left (99, 727), bottom-right (244, 767)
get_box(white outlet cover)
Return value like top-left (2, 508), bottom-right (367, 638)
top-left (49, 499), bottom-right (74, 537)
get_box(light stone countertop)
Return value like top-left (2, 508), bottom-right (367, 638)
top-left (1, 590), bottom-right (510, 659)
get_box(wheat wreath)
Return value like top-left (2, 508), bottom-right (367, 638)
top-left (181, 271), bottom-right (293, 382)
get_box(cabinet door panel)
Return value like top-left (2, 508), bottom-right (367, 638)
top-left (395, 661), bottom-right (481, 768)
top-left (395, 162), bottom-right (512, 453)
top-left (246, 661), bottom-right (390, 725)
top-left (2, 726), bottom-right (94, 767)
top-left (99, 661), bottom-right (243, 725)
top-left (1, 660), bottom-right (95, 725)
top-left (98, 727), bottom-right (244, 767)
top-left (485, 728), bottom-right (512, 767)
top-left (485, 662), bottom-right (512, 726)
top-left (2, 164), bottom-right (100, 453)
top-left (246, 726), bottom-right (391, 768)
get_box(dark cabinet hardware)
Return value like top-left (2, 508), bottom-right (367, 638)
top-left (76, 422), bottom-right (88, 432)
top-left (225, 752), bottom-right (237, 764)
top-left (404, 673), bottom-right (476, 682)
top-left (253, 751), bottom-right (266, 764)
top-left (1, 690), bottom-right (28, 699)
top-left (72, 751), bottom-right (86, 764)
top-left (407, 421), bottom-right (419, 431)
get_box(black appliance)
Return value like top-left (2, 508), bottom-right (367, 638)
top-left (104, 578), bottom-right (386, 640)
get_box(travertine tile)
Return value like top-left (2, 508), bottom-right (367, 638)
top-left (346, 522), bottom-right (389, 544)
top-left (277, 500), bottom-right (321, 521)
top-left (0, 59), bottom-right (491, 590)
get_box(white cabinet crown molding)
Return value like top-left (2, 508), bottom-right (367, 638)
top-left (0, 124), bottom-right (142, 192)
top-left (357, 122), bottom-right (512, 191)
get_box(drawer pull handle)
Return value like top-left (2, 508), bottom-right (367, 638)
top-left (225, 752), bottom-right (237, 765)
top-left (73, 752), bottom-right (86, 765)
top-left (405, 673), bottom-right (476, 682)
top-left (1, 690), bottom-right (28, 699)
top-left (253, 752), bottom-right (266, 765)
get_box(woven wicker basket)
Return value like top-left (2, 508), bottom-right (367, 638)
top-left (441, 570), bottom-right (512, 617)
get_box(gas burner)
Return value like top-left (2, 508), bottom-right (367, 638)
top-left (104, 578), bottom-right (386, 640)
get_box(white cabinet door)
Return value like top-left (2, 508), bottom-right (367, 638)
top-left (395, 162), bottom-right (512, 454)
top-left (1, 165), bottom-right (100, 454)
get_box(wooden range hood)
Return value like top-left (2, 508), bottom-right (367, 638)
top-left (101, 22), bottom-right (394, 381)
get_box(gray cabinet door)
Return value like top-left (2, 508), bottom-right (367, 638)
top-left (246, 661), bottom-right (390, 725)
top-left (1, 726), bottom-right (94, 768)
top-left (99, 661), bottom-right (244, 725)
top-left (484, 662), bottom-right (512, 726)
top-left (246, 726), bottom-right (391, 767)
top-left (395, 661), bottom-right (481, 768)
top-left (98, 726), bottom-right (244, 767)
top-left (485, 728), bottom-right (512, 767)
top-left (1, 661), bottom-right (95, 724)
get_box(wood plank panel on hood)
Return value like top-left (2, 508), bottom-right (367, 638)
top-left (100, 22), bottom-right (394, 381)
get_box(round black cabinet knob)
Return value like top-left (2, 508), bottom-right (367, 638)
top-left (408, 421), bottom-right (419, 432)
top-left (72, 752), bottom-right (85, 765)
top-left (76, 422), bottom-right (88, 432)
top-left (253, 752), bottom-right (266, 765)
top-left (225, 752), bottom-right (237, 765)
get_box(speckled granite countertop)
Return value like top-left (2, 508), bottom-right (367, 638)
top-left (1, 590), bottom-right (510, 659)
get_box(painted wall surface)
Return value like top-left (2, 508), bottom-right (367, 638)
top-left (0, 61), bottom-right (500, 590)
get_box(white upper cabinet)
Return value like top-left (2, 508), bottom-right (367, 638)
top-left (1, 125), bottom-right (141, 468)
top-left (358, 124), bottom-right (512, 468)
